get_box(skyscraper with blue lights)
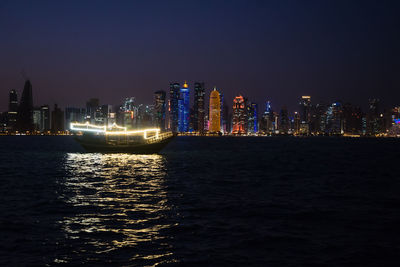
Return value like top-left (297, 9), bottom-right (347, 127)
top-left (178, 81), bottom-right (190, 132)
top-left (252, 103), bottom-right (258, 133)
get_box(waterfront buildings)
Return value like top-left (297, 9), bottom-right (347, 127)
top-left (154, 90), bottom-right (166, 131)
top-left (247, 102), bottom-right (258, 134)
top-left (367, 99), bottom-right (382, 135)
top-left (51, 104), bottom-right (64, 133)
top-left (178, 82), bottom-right (190, 132)
top-left (209, 87), bottom-right (221, 133)
top-left (193, 82), bottom-right (205, 133)
top-left (8, 89), bottom-right (18, 131)
top-left (299, 96), bottom-right (311, 123)
top-left (260, 101), bottom-right (273, 134)
top-left (0, 77), bottom-right (398, 137)
top-left (16, 80), bottom-right (34, 132)
top-left (232, 95), bottom-right (247, 134)
top-left (326, 102), bottom-right (343, 135)
top-left (169, 82), bottom-right (180, 132)
top-left (85, 98), bottom-right (99, 124)
top-left (279, 107), bottom-right (289, 134)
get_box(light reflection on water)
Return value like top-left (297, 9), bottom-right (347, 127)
top-left (58, 153), bottom-right (176, 265)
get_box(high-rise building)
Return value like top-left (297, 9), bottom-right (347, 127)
top-left (98, 104), bottom-right (113, 126)
top-left (7, 89), bottom-right (18, 131)
top-left (222, 99), bottom-right (231, 133)
top-left (299, 96), bottom-right (311, 123)
top-left (40, 105), bottom-right (51, 132)
top-left (232, 95), bottom-right (247, 134)
top-left (120, 97), bottom-right (139, 130)
top-left (193, 82), bottom-right (205, 133)
top-left (247, 102), bottom-right (258, 134)
top-left (326, 102), bottom-right (343, 135)
top-left (343, 103), bottom-right (362, 134)
top-left (137, 104), bottom-right (154, 128)
top-left (86, 98), bottom-right (99, 123)
top-left (154, 90), bottom-right (166, 130)
top-left (33, 107), bottom-right (41, 131)
top-left (169, 82), bottom-right (180, 132)
top-left (294, 112), bottom-right (300, 133)
top-left (178, 81), bottom-right (190, 132)
top-left (51, 104), bottom-right (64, 133)
top-left (367, 99), bottom-right (382, 135)
top-left (209, 87), bottom-right (221, 133)
top-left (123, 97), bottom-right (135, 112)
top-left (260, 101), bottom-right (273, 134)
top-left (16, 80), bottom-right (34, 132)
top-left (219, 92), bottom-right (228, 133)
top-left (279, 107), bottom-right (289, 134)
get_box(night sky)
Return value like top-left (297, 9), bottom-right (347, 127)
top-left (1, 0), bottom-right (399, 112)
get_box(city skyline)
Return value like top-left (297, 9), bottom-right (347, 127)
top-left (3, 78), bottom-right (398, 137)
top-left (1, 1), bottom-right (400, 112)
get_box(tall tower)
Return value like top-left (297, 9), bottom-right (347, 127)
top-left (16, 80), bottom-right (34, 132)
top-left (193, 82), bottom-right (205, 133)
top-left (178, 81), bottom-right (190, 132)
top-left (232, 95), bottom-right (247, 134)
top-left (51, 104), bottom-right (64, 133)
top-left (299, 96), bottom-right (311, 123)
top-left (279, 106), bottom-right (289, 134)
top-left (261, 101), bottom-right (273, 134)
top-left (8, 89), bottom-right (18, 130)
top-left (169, 82), bottom-right (180, 132)
top-left (154, 90), bottom-right (166, 130)
top-left (209, 87), bottom-right (221, 133)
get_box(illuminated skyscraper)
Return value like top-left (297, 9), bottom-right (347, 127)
top-left (169, 82), bottom-right (180, 132)
top-left (193, 82), bottom-right (205, 133)
top-left (16, 80), bottom-right (34, 132)
top-left (209, 87), bottom-right (221, 133)
top-left (178, 81), bottom-right (190, 132)
top-left (326, 102), bottom-right (343, 135)
top-left (154, 90), bottom-right (166, 130)
top-left (367, 99), bottom-right (382, 135)
top-left (299, 96), bottom-right (311, 123)
top-left (247, 102), bottom-right (258, 133)
top-left (294, 112), bottom-right (300, 133)
top-left (232, 95), bottom-right (247, 134)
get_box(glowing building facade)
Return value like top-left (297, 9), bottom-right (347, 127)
top-left (232, 95), bottom-right (247, 134)
top-left (299, 96), bottom-right (311, 123)
top-left (247, 102), bottom-right (258, 134)
top-left (178, 81), bottom-right (190, 132)
top-left (209, 87), bottom-right (221, 133)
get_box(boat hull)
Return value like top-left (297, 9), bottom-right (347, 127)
top-left (74, 135), bottom-right (174, 154)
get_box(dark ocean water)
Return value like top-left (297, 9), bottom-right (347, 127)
top-left (1, 136), bottom-right (400, 266)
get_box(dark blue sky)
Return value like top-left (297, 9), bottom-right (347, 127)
top-left (1, 0), bottom-right (399, 112)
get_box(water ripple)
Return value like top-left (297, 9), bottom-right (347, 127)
top-left (57, 153), bottom-right (177, 266)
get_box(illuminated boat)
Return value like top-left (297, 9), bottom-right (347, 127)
top-left (70, 122), bottom-right (175, 153)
